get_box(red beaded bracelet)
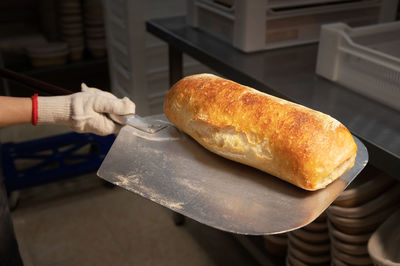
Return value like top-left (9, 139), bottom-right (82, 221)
top-left (31, 93), bottom-right (38, 125)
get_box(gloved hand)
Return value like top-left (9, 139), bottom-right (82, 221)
top-left (37, 84), bottom-right (136, 135)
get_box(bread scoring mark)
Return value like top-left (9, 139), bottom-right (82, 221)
top-left (188, 118), bottom-right (273, 161)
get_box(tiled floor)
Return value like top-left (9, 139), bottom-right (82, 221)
top-left (2, 125), bottom-right (259, 266)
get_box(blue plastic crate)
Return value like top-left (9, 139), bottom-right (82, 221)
top-left (1, 132), bottom-right (115, 193)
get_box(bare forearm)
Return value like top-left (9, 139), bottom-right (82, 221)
top-left (0, 96), bottom-right (32, 127)
top-left (0, 84), bottom-right (136, 135)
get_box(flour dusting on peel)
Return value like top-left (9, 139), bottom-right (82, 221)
top-left (112, 173), bottom-right (184, 210)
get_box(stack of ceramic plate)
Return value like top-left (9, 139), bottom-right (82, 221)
top-left (26, 42), bottom-right (68, 67)
top-left (58, 0), bottom-right (85, 61)
top-left (286, 212), bottom-right (331, 265)
top-left (327, 166), bottom-right (400, 265)
top-left (263, 233), bottom-right (288, 258)
top-left (83, 0), bottom-right (106, 58)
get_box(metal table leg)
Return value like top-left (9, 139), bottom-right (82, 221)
top-left (168, 44), bottom-right (185, 226)
top-left (169, 45), bottom-right (183, 86)
top-left (172, 212), bottom-right (185, 226)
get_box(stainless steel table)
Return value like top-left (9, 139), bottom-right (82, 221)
top-left (146, 16), bottom-right (400, 180)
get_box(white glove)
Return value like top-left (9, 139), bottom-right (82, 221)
top-left (37, 84), bottom-right (136, 135)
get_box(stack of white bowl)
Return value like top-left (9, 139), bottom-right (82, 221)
top-left (263, 233), bottom-right (288, 258)
top-left (327, 167), bottom-right (400, 265)
top-left (286, 212), bottom-right (331, 265)
top-left (83, 0), bottom-right (106, 58)
top-left (26, 42), bottom-right (68, 68)
top-left (58, 0), bottom-right (85, 61)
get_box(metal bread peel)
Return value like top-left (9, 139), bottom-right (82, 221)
top-left (98, 114), bottom-right (368, 235)
top-left (108, 114), bottom-right (169, 134)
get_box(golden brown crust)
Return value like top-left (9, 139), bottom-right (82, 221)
top-left (164, 74), bottom-right (357, 190)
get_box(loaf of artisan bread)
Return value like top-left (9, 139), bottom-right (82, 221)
top-left (164, 74), bottom-right (357, 191)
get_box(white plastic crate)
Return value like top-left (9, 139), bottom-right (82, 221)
top-left (103, 0), bottom-right (149, 114)
top-left (186, 0), bottom-right (398, 52)
top-left (316, 22), bottom-right (400, 111)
